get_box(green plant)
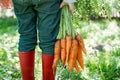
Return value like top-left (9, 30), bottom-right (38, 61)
top-left (0, 16), bottom-right (120, 80)
top-left (86, 49), bottom-right (120, 80)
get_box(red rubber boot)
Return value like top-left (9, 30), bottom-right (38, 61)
top-left (19, 50), bottom-right (35, 80)
top-left (42, 54), bottom-right (55, 80)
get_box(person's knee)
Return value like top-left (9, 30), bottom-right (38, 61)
top-left (39, 41), bottom-right (55, 54)
top-left (18, 34), bottom-right (37, 52)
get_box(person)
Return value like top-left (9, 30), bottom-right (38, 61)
top-left (0, 0), bottom-right (76, 80)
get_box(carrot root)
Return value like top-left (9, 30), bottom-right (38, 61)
top-left (61, 38), bottom-right (66, 67)
top-left (75, 62), bottom-right (80, 73)
top-left (77, 46), bottom-right (84, 70)
top-left (76, 33), bottom-right (87, 54)
top-left (65, 35), bottom-right (72, 66)
top-left (52, 40), bottom-right (61, 75)
top-left (68, 40), bottom-right (78, 72)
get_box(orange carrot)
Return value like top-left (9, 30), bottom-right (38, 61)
top-left (76, 33), bottom-right (87, 54)
top-left (61, 38), bottom-right (66, 67)
top-left (52, 40), bottom-right (61, 75)
top-left (68, 40), bottom-right (78, 72)
top-left (75, 62), bottom-right (80, 73)
top-left (77, 46), bottom-right (84, 70)
top-left (65, 35), bottom-right (72, 66)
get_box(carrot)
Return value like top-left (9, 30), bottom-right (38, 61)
top-left (68, 40), bottom-right (78, 72)
top-left (76, 33), bottom-right (87, 54)
top-left (75, 62), bottom-right (80, 73)
top-left (77, 46), bottom-right (84, 70)
top-left (65, 35), bottom-right (72, 66)
top-left (52, 40), bottom-right (61, 75)
top-left (61, 38), bottom-right (66, 67)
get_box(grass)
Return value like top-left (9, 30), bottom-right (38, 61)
top-left (56, 48), bottom-right (120, 80)
top-left (0, 17), bottom-right (120, 80)
top-left (87, 50), bottom-right (120, 80)
top-left (0, 18), bottom-right (17, 36)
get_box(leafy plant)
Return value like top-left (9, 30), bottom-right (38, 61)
top-left (75, 0), bottom-right (113, 20)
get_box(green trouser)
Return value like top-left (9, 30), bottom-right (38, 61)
top-left (12, 0), bottom-right (61, 54)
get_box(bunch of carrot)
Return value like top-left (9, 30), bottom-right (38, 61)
top-left (52, 6), bottom-right (87, 75)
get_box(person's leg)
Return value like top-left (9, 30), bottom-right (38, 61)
top-left (42, 53), bottom-right (54, 80)
top-left (34, 0), bottom-right (61, 80)
top-left (12, 0), bottom-right (37, 80)
top-left (18, 51), bottom-right (35, 80)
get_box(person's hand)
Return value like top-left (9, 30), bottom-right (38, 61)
top-left (60, 0), bottom-right (76, 15)
top-left (0, 0), bottom-right (11, 9)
